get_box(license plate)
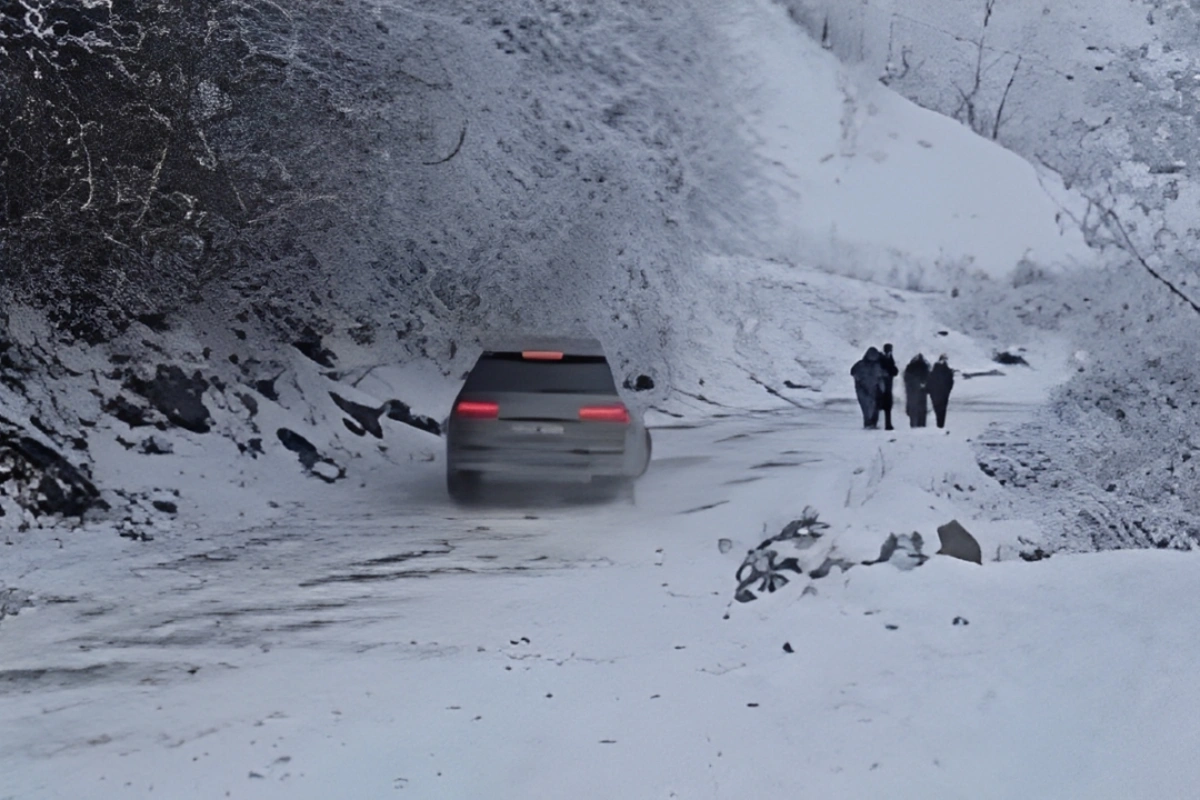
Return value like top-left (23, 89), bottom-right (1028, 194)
top-left (512, 423), bottom-right (564, 435)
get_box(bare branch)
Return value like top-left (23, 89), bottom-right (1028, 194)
top-left (135, 142), bottom-right (170, 227)
top-left (991, 54), bottom-right (1022, 140)
top-left (1085, 192), bottom-right (1200, 316)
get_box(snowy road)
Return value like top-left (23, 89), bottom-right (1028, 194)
top-left (5, 395), bottom-right (1200, 799)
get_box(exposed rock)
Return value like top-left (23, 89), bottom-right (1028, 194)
top-left (330, 392), bottom-right (385, 439)
top-left (276, 428), bottom-right (344, 483)
top-left (123, 365), bottom-right (212, 434)
top-left (254, 377), bottom-right (280, 402)
top-left (808, 555), bottom-right (854, 579)
top-left (623, 374), bottom-right (655, 391)
top-left (382, 399), bottom-right (442, 437)
top-left (864, 532), bottom-right (929, 570)
top-left (993, 350), bottom-right (1030, 366)
top-left (936, 520), bottom-right (983, 565)
top-left (293, 328), bottom-right (337, 368)
top-left (237, 393), bottom-right (259, 417)
top-left (104, 395), bottom-right (153, 428)
top-left (139, 436), bottom-right (174, 455)
top-left (0, 428), bottom-right (105, 519)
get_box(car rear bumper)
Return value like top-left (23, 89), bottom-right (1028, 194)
top-left (449, 445), bottom-right (630, 480)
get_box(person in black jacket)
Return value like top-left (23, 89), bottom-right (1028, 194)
top-left (850, 347), bottom-right (886, 429)
top-left (927, 354), bottom-right (955, 429)
top-left (903, 353), bottom-right (930, 428)
top-left (878, 343), bottom-right (899, 431)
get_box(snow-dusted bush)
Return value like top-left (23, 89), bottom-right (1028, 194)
top-left (961, 268), bottom-right (1200, 551)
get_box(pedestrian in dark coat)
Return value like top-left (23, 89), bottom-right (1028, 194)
top-left (903, 353), bottom-right (930, 428)
top-left (927, 354), bottom-right (955, 429)
top-left (879, 343), bottom-right (899, 431)
top-left (850, 347), bottom-right (886, 429)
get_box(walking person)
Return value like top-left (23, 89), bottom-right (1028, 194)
top-left (903, 353), bottom-right (930, 428)
top-left (850, 347), bottom-right (886, 429)
top-left (878, 343), bottom-right (899, 431)
top-left (927, 354), bottom-right (955, 429)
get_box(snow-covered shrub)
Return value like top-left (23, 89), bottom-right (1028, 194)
top-left (967, 268), bottom-right (1200, 551)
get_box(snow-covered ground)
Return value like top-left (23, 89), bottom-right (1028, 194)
top-left (6, 0), bottom-right (1195, 797)
top-left (6, 369), bottom-right (1200, 799)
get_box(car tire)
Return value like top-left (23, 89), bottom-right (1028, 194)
top-left (447, 468), bottom-right (482, 504)
top-left (638, 428), bottom-right (652, 476)
top-left (594, 476), bottom-right (635, 505)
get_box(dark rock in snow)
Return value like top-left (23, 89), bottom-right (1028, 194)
top-left (254, 377), bottom-right (280, 402)
top-left (993, 350), bottom-right (1030, 366)
top-left (139, 436), bottom-right (174, 455)
top-left (104, 395), bottom-right (153, 428)
top-left (237, 393), bottom-right (259, 417)
top-left (808, 556), bottom-right (853, 579)
top-left (864, 532), bottom-right (929, 570)
top-left (124, 366), bottom-right (212, 434)
top-left (152, 500), bottom-right (178, 514)
top-left (382, 400), bottom-right (442, 437)
top-left (136, 313), bottom-right (171, 332)
top-left (936, 520), bottom-right (982, 565)
top-left (293, 328), bottom-right (337, 368)
top-left (276, 428), bottom-right (344, 483)
top-left (330, 392), bottom-right (385, 438)
top-left (0, 430), bottom-right (105, 518)
top-left (623, 374), bottom-right (655, 391)
top-left (277, 428), bottom-right (318, 466)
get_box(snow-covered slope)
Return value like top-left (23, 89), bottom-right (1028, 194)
top-left (717, 1), bottom-right (1093, 288)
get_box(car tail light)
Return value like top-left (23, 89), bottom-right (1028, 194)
top-left (579, 403), bottom-right (630, 423)
top-left (454, 400), bottom-right (500, 419)
top-left (522, 350), bottom-right (564, 361)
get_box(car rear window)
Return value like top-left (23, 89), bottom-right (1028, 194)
top-left (463, 353), bottom-right (618, 394)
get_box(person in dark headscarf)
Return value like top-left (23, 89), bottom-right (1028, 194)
top-left (903, 353), bottom-right (930, 428)
top-left (850, 347), bottom-right (886, 429)
top-left (878, 343), bottom-right (899, 431)
top-left (927, 354), bottom-right (955, 429)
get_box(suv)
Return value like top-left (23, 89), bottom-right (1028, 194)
top-left (444, 337), bottom-right (651, 501)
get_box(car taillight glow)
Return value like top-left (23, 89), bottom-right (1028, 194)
top-left (522, 350), bottom-right (564, 361)
top-left (579, 403), bottom-right (630, 423)
top-left (454, 401), bottom-right (500, 419)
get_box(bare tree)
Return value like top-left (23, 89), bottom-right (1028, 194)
top-left (950, 0), bottom-right (1023, 140)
